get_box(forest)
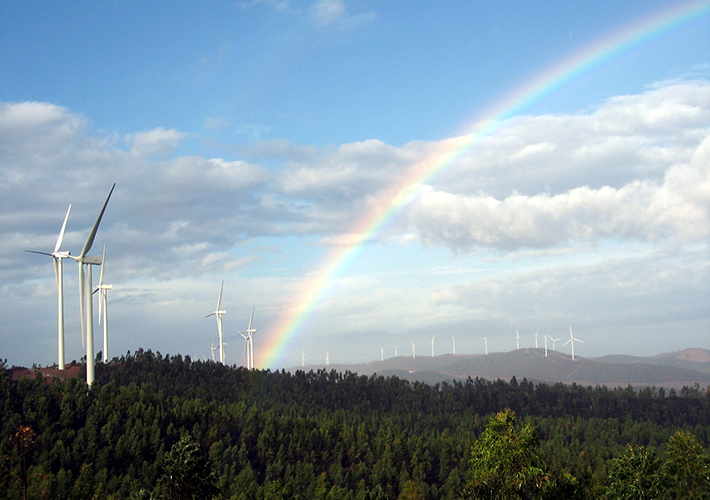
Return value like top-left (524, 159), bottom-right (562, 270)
top-left (1, 349), bottom-right (709, 499)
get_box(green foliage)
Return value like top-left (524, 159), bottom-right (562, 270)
top-left (662, 430), bottom-right (710, 499)
top-left (0, 352), bottom-right (708, 499)
top-left (155, 435), bottom-right (219, 500)
top-left (464, 409), bottom-right (548, 499)
top-left (605, 444), bottom-right (662, 499)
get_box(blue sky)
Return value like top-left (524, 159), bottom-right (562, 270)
top-left (1, 0), bottom-right (708, 369)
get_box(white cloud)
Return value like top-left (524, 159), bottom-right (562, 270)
top-left (128, 127), bottom-right (186, 157)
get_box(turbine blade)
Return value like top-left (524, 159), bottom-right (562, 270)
top-left (205, 312), bottom-right (216, 318)
top-left (248, 304), bottom-right (255, 331)
top-left (80, 183), bottom-right (115, 258)
top-left (53, 258), bottom-right (60, 290)
top-left (79, 262), bottom-right (85, 348)
top-left (216, 280), bottom-right (224, 310)
top-left (98, 291), bottom-right (103, 325)
top-left (54, 204), bottom-right (72, 253)
top-left (25, 250), bottom-right (53, 256)
top-left (563, 338), bottom-right (571, 346)
top-left (98, 243), bottom-right (106, 286)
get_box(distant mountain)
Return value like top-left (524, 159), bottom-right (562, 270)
top-left (297, 348), bottom-right (710, 389)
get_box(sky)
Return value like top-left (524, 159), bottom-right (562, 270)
top-left (1, 0), bottom-right (708, 370)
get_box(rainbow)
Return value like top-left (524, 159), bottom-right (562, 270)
top-left (258, 0), bottom-right (710, 368)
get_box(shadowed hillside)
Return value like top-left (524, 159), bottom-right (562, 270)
top-left (302, 348), bottom-right (710, 389)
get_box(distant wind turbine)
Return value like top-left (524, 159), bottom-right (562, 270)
top-left (325, 351), bottom-right (329, 366)
top-left (25, 204), bottom-right (71, 370)
top-left (412, 341), bottom-right (416, 359)
top-left (483, 337), bottom-right (488, 356)
top-left (564, 327), bottom-right (584, 360)
top-left (238, 305), bottom-right (258, 369)
top-left (393, 346), bottom-right (398, 357)
top-left (431, 335), bottom-right (435, 357)
top-left (534, 331), bottom-right (538, 349)
top-left (301, 349), bottom-right (305, 367)
top-left (551, 337), bottom-right (561, 351)
top-left (516, 329), bottom-right (520, 350)
top-left (93, 244), bottom-right (112, 363)
top-left (452, 335), bottom-right (456, 355)
top-left (543, 334), bottom-right (549, 357)
top-left (205, 280), bottom-right (226, 364)
top-left (208, 334), bottom-right (218, 362)
top-left (70, 183), bottom-right (116, 386)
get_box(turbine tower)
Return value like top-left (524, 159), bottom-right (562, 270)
top-left (431, 335), bottom-right (435, 357)
top-left (411, 341), bottom-right (416, 359)
top-left (70, 183), bottom-right (116, 386)
top-left (534, 331), bottom-right (539, 349)
top-left (325, 351), bottom-right (329, 366)
top-left (301, 349), bottom-right (305, 367)
top-left (452, 335), bottom-right (456, 355)
top-left (205, 280), bottom-right (226, 364)
top-left (380, 347), bottom-right (384, 361)
top-left (93, 244), bottom-right (112, 363)
top-left (516, 329), bottom-right (520, 350)
top-left (25, 204), bottom-right (71, 370)
top-left (483, 337), bottom-right (488, 356)
top-left (564, 326), bottom-right (584, 360)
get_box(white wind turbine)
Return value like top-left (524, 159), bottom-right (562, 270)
top-left (516, 329), bottom-right (520, 350)
top-left (70, 184), bottom-right (116, 386)
top-left (393, 346), bottom-right (398, 357)
top-left (543, 334), bottom-right (549, 357)
top-left (238, 305), bottom-right (258, 369)
top-left (240, 331), bottom-right (249, 366)
top-left (93, 244), bottom-right (112, 363)
top-left (564, 326), bottom-right (583, 360)
top-left (483, 337), bottom-right (488, 355)
top-left (25, 204), bottom-right (71, 370)
top-left (208, 334), bottom-right (218, 362)
top-left (411, 341), bottom-right (416, 359)
top-left (301, 349), bottom-right (305, 367)
top-left (431, 335), bottom-right (435, 357)
top-left (452, 335), bottom-right (456, 355)
top-left (551, 337), bottom-right (561, 351)
top-left (325, 351), bottom-right (330, 366)
top-left (205, 280), bottom-right (226, 364)
top-left (380, 347), bottom-right (384, 361)
top-left (534, 331), bottom-right (539, 349)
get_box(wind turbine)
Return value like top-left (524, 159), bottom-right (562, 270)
top-left (564, 326), bottom-right (584, 360)
top-left (393, 346), bottom-right (398, 357)
top-left (543, 334), bottom-right (549, 357)
top-left (534, 331), bottom-right (539, 349)
top-left (411, 341), bottom-right (416, 359)
top-left (238, 305), bottom-right (258, 369)
top-left (70, 183), bottom-right (116, 386)
top-left (93, 244), bottom-right (112, 363)
top-left (431, 335), bottom-right (435, 357)
top-left (208, 335), bottom-right (218, 362)
top-left (25, 204), bottom-right (71, 370)
top-left (452, 335), bottom-right (456, 355)
top-left (325, 351), bottom-right (329, 366)
top-left (551, 337), bottom-right (561, 351)
top-left (380, 347), bottom-right (384, 361)
top-left (301, 349), bottom-right (305, 367)
top-left (240, 331), bottom-right (249, 366)
top-left (205, 280), bottom-right (226, 364)
top-left (516, 329), bottom-right (520, 350)
top-left (483, 337), bottom-right (488, 355)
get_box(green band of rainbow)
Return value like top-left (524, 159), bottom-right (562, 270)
top-left (259, 0), bottom-right (710, 368)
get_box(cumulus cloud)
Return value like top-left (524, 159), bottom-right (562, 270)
top-left (128, 127), bottom-right (186, 157)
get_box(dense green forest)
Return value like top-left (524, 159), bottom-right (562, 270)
top-left (1, 350), bottom-right (709, 499)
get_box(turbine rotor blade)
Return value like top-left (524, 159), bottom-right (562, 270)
top-left (216, 280), bottom-right (224, 310)
top-left (98, 243), bottom-right (106, 286)
top-left (25, 250), bottom-right (53, 256)
top-left (80, 183), bottom-right (115, 258)
top-left (55, 204), bottom-right (72, 253)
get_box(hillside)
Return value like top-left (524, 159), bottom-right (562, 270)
top-left (299, 348), bottom-right (710, 389)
